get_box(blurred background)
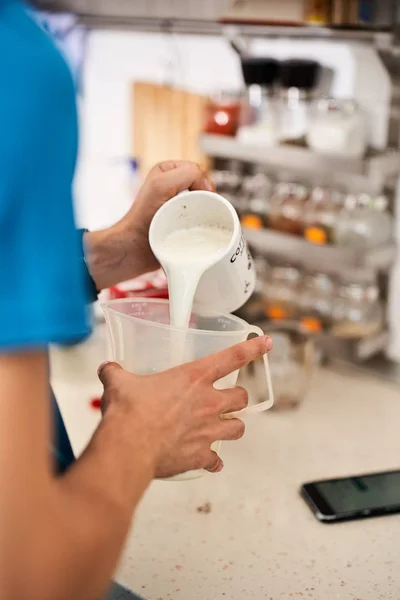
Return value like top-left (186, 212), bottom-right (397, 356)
top-left (36, 0), bottom-right (400, 388)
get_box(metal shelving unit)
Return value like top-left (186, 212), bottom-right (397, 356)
top-left (202, 134), bottom-right (399, 363)
top-left (31, 2), bottom-right (399, 47)
top-left (244, 228), bottom-right (397, 278)
top-left (200, 134), bottom-right (400, 189)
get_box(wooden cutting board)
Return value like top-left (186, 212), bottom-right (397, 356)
top-left (132, 82), bottom-right (209, 177)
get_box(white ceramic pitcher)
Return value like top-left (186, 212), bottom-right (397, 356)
top-left (149, 190), bottom-right (256, 316)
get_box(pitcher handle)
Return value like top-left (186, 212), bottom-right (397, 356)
top-left (236, 325), bottom-right (274, 416)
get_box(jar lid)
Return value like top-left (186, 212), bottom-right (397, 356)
top-left (279, 59), bottom-right (320, 91)
top-left (272, 266), bottom-right (301, 283)
top-left (241, 57), bottom-right (280, 87)
top-left (343, 194), bottom-right (358, 210)
top-left (244, 172), bottom-right (272, 195)
top-left (310, 186), bottom-right (332, 203)
top-left (357, 193), bottom-right (373, 208)
top-left (314, 97), bottom-right (360, 115)
top-left (307, 273), bottom-right (334, 291)
top-left (274, 182), bottom-right (308, 199)
top-left (341, 283), bottom-right (366, 301)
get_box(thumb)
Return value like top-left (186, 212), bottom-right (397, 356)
top-left (97, 361), bottom-right (123, 387)
top-left (151, 162), bottom-right (214, 201)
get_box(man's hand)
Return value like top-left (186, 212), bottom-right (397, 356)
top-left (86, 161), bottom-right (215, 291)
top-left (98, 335), bottom-right (272, 479)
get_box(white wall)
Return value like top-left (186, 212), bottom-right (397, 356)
top-left (74, 30), bottom-right (242, 230)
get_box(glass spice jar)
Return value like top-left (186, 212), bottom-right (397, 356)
top-left (307, 98), bottom-right (367, 159)
top-left (204, 92), bottom-right (241, 137)
top-left (212, 159), bottom-right (243, 214)
top-left (335, 193), bottom-right (393, 250)
top-left (263, 265), bottom-right (301, 321)
top-left (299, 273), bottom-right (335, 333)
top-left (264, 322), bottom-right (316, 411)
top-left (239, 57), bottom-right (280, 147)
top-left (240, 165), bottom-right (272, 229)
top-left (332, 280), bottom-right (384, 338)
top-left (268, 182), bottom-right (308, 236)
top-left (278, 60), bottom-right (320, 144)
top-left (303, 186), bottom-right (343, 245)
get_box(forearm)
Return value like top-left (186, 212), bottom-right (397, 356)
top-left (37, 412), bottom-right (155, 600)
top-left (85, 222), bottom-right (150, 291)
top-left (0, 352), bottom-right (154, 600)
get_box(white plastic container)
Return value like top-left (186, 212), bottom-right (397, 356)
top-left (102, 298), bottom-right (274, 481)
top-left (307, 98), bottom-right (367, 158)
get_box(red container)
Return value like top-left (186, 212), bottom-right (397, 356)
top-left (204, 93), bottom-right (241, 137)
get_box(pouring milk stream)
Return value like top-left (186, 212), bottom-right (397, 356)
top-left (149, 190), bottom-right (274, 414)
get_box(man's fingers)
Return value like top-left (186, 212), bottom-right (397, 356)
top-left (204, 451), bottom-right (224, 473)
top-left (150, 162), bottom-right (214, 200)
top-left (202, 336), bottom-right (273, 383)
top-left (97, 361), bottom-right (123, 386)
top-left (218, 386), bottom-right (249, 413)
top-left (214, 419), bottom-right (246, 441)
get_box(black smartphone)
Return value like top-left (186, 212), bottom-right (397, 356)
top-left (301, 469), bottom-right (400, 523)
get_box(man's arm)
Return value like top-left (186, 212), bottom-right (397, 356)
top-left (85, 161), bottom-right (214, 290)
top-left (0, 337), bottom-right (269, 600)
top-left (0, 351), bottom-right (154, 600)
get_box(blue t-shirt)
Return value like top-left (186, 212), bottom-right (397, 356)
top-left (0, 1), bottom-right (91, 468)
top-left (0, 0), bottom-right (89, 346)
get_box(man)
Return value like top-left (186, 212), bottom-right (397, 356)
top-left (0, 2), bottom-right (272, 600)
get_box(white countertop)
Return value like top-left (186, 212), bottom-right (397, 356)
top-left (51, 325), bottom-right (400, 600)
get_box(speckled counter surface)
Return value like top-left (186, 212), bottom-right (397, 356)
top-left (51, 325), bottom-right (400, 600)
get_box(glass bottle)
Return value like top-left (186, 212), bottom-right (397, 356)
top-left (268, 182), bottom-right (308, 236)
top-left (212, 159), bottom-right (243, 214)
top-left (204, 91), bottom-right (241, 137)
top-left (278, 59), bottom-right (321, 144)
top-left (240, 165), bottom-right (272, 229)
top-left (239, 57), bottom-right (280, 147)
top-left (335, 193), bottom-right (393, 249)
top-left (307, 98), bottom-right (367, 158)
top-left (266, 323), bottom-right (315, 411)
top-left (299, 273), bottom-right (335, 333)
top-left (263, 266), bottom-right (301, 321)
top-left (332, 280), bottom-right (384, 338)
top-left (303, 186), bottom-right (343, 245)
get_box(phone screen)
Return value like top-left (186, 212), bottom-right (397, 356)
top-left (311, 470), bottom-right (400, 516)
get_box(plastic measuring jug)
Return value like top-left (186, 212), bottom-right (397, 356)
top-left (149, 190), bottom-right (256, 316)
top-left (102, 298), bottom-right (274, 481)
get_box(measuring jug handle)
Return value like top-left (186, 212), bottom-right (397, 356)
top-left (238, 325), bottom-right (274, 415)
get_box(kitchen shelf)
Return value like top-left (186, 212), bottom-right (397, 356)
top-left (319, 329), bottom-right (390, 362)
top-left (200, 134), bottom-right (400, 184)
top-left (244, 228), bottom-right (397, 275)
top-left (259, 319), bottom-right (390, 362)
top-left (33, 2), bottom-right (396, 47)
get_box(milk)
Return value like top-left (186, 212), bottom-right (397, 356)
top-left (159, 225), bottom-right (233, 329)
